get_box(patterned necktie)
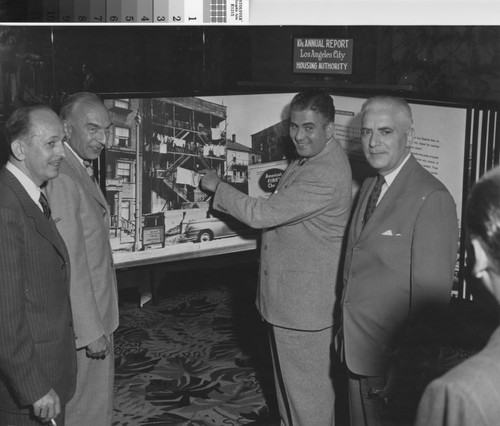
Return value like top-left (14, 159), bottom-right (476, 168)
top-left (83, 160), bottom-right (95, 179)
top-left (363, 174), bottom-right (385, 226)
top-left (39, 192), bottom-right (51, 219)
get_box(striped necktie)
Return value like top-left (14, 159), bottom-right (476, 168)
top-left (39, 192), bottom-right (51, 219)
top-left (83, 160), bottom-right (95, 179)
top-left (363, 174), bottom-right (385, 226)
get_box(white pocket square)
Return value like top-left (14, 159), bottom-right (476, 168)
top-left (382, 230), bottom-right (402, 236)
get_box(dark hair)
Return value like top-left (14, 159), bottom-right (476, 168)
top-left (290, 90), bottom-right (335, 124)
top-left (2, 105), bottom-right (51, 165)
top-left (59, 91), bottom-right (104, 120)
top-left (3, 104), bottom-right (52, 150)
top-left (466, 167), bottom-right (500, 273)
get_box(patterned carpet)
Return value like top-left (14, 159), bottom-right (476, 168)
top-left (113, 263), bottom-right (278, 426)
top-left (112, 261), bottom-right (494, 426)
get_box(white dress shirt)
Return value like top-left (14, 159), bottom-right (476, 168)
top-left (6, 161), bottom-right (45, 212)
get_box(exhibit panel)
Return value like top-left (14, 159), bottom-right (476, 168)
top-left (104, 92), bottom-right (472, 298)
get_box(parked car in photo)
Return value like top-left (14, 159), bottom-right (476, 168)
top-left (184, 214), bottom-right (254, 243)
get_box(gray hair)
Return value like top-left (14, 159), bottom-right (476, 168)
top-left (360, 96), bottom-right (413, 129)
top-left (59, 92), bottom-right (104, 121)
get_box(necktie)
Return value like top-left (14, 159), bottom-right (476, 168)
top-left (39, 192), bottom-right (51, 219)
top-left (363, 174), bottom-right (385, 226)
top-left (83, 160), bottom-right (94, 179)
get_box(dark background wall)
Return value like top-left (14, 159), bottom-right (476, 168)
top-left (1, 25), bottom-right (499, 110)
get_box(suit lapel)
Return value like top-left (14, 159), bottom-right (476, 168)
top-left (275, 159), bottom-right (299, 191)
top-left (1, 169), bottom-right (68, 261)
top-left (64, 149), bottom-right (109, 215)
top-left (276, 140), bottom-right (337, 191)
top-left (357, 156), bottom-right (418, 240)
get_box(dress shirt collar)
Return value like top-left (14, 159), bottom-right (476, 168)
top-left (383, 153), bottom-right (411, 188)
top-left (64, 141), bottom-right (86, 168)
top-left (6, 161), bottom-right (45, 211)
top-left (377, 153), bottom-right (411, 204)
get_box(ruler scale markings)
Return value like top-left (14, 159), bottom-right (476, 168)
top-left (106, 0), bottom-right (121, 22)
top-left (43, 0), bottom-right (59, 22)
top-left (59, 0), bottom-right (74, 22)
top-left (90, 0), bottom-right (106, 22)
top-left (74, 0), bottom-right (90, 22)
top-left (185, 0), bottom-right (203, 23)
top-left (137, 0), bottom-right (153, 22)
top-left (12, 0), bottom-right (249, 23)
top-left (153, 0), bottom-right (168, 22)
top-left (121, 0), bottom-right (137, 22)
top-left (168, 0), bottom-right (183, 23)
top-left (27, 0), bottom-right (43, 21)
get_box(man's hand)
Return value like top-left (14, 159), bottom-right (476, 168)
top-left (199, 169), bottom-right (222, 193)
top-left (85, 334), bottom-right (110, 359)
top-left (32, 388), bottom-right (60, 423)
top-left (378, 364), bottom-right (397, 405)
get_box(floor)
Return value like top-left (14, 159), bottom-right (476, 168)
top-left (114, 261), bottom-right (281, 425)
top-left (114, 259), bottom-right (496, 426)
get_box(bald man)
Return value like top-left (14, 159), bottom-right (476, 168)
top-left (0, 105), bottom-right (76, 425)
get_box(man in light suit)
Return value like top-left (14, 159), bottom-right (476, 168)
top-left (46, 92), bottom-right (119, 426)
top-left (0, 105), bottom-right (76, 425)
top-left (201, 91), bottom-right (352, 426)
top-left (340, 96), bottom-right (459, 426)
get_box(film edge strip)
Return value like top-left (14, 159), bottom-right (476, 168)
top-left (8, 0), bottom-right (249, 23)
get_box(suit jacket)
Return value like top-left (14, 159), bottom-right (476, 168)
top-left (213, 139), bottom-right (352, 330)
top-left (415, 326), bottom-right (500, 426)
top-left (0, 168), bottom-right (76, 412)
top-left (341, 155), bottom-right (458, 376)
top-left (46, 149), bottom-right (119, 349)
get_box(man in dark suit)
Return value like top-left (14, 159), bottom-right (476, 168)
top-left (0, 105), bottom-right (76, 425)
top-left (46, 92), bottom-right (119, 426)
top-left (201, 91), bottom-right (352, 426)
top-left (340, 96), bottom-right (459, 426)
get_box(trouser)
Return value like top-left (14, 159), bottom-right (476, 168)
top-left (65, 336), bottom-right (114, 426)
top-left (348, 372), bottom-right (387, 426)
top-left (268, 324), bottom-right (336, 426)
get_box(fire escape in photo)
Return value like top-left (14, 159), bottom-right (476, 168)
top-left (143, 97), bottom-right (227, 213)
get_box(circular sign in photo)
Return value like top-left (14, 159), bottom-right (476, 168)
top-left (259, 168), bottom-right (284, 193)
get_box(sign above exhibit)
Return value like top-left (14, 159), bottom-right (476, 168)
top-left (293, 37), bottom-right (353, 74)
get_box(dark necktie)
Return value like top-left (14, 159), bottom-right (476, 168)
top-left (39, 192), bottom-right (51, 219)
top-left (363, 174), bottom-right (385, 226)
